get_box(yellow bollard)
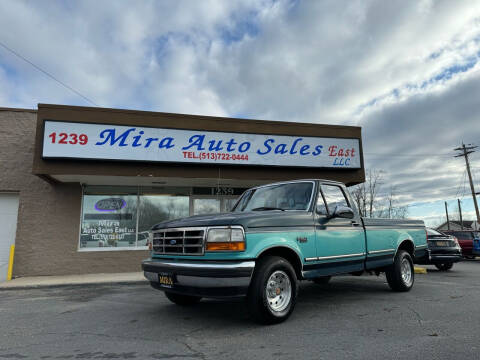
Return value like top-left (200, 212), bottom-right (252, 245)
top-left (414, 266), bottom-right (427, 274)
top-left (7, 245), bottom-right (15, 281)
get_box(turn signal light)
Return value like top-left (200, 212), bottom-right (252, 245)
top-left (206, 242), bottom-right (246, 251)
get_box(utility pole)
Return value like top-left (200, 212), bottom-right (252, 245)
top-left (445, 201), bottom-right (450, 230)
top-left (458, 199), bottom-right (463, 230)
top-left (454, 143), bottom-right (480, 224)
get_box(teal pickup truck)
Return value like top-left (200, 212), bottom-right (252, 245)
top-left (142, 180), bottom-right (427, 324)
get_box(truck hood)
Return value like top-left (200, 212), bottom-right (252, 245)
top-left (151, 210), bottom-right (313, 231)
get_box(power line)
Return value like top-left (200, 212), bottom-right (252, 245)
top-left (0, 40), bottom-right (98, 107)
top-left (364, 153), bottom-right (451, 157)
top-left (455, 169), bottom-right (467, 199)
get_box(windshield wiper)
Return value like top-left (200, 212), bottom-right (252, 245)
top-left (251, 207), bottom-right (285, 211)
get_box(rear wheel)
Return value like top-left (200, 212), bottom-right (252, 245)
top-left (385, 250), bottom-right (414, 292)
top-left (247, 256), bottom-right (298, 324)
top-left (312, 276), bottom-right (332, 285)
top-left (165, 292), bottom-right (201, 306)
top-left (435, 263), bottom-right (453, 271)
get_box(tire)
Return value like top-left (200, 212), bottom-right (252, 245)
top-left (247, 256), bottom-right (298, 324)
top-left (435, 263), bottom-right (453, 271)
top-left (165, 291), bottom-right (201, 306)
top-left (312, 276), bottom-right (332, 285)
top-left (385, 250), bottom-right (414, 292)
top-left (465, 255), bottom-right (476, 260)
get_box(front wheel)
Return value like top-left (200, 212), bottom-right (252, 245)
top-left (435, 263), bottom-right (453, 271)
top-left (385, 250), bottom-right (414, 292)
top-left (247, 256), bottom-right (298, 324)
top-left (165, 291), bottom-right (201, 306)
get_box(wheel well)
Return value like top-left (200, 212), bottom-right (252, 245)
top-left (257, 247), bottom-right (303, 279)
top-left (397, 240), bottom-right (415, 257)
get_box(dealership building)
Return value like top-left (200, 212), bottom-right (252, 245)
top-left (0, 104), bottom-right (364, 280)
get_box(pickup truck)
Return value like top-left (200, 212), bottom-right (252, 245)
top-left (142, 179), bottom-right (427, 324)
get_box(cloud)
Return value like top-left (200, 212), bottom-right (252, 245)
top-left (1, 0), bottom-right (480, 225)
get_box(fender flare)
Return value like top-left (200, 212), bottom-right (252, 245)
top-left (395, 239), bottom-right (415, 258)
top-left (256, 245), bottom-right (304, 278)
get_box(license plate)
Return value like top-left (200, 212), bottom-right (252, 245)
top-left (436, 241), bottom-right (448, 247)
top-left (158, 273), bottom-right (175, 288)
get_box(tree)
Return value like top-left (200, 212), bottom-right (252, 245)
top-left (350, 169), bottom-right (383, 217)
top-left (350, 169), bottom-right (408, 219)
top-left (376, 186), bottom-right (409, 219)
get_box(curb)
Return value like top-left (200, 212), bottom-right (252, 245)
top-left (0, 279), bottom-right (148, 291)
top-left (414, 267), bottom-right (427, 274)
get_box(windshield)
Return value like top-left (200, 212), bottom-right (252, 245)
top-left (233, 182), bottom-right (314, 212)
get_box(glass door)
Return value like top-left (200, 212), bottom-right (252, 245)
top-left (192, 197), bottom-right (221, 215)
top-left (191, 196), bottom-right (238, 215)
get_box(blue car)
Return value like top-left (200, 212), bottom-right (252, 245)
top-left (473, 233), bottom-right (480, 257)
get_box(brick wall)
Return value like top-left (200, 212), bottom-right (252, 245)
top-left (0, 109), bottom-right (148, 277)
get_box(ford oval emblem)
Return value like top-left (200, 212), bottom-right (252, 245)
top-left (170, 239), bottom-right (177, 245)
top-left (95, 198), bottom-right (126, 212)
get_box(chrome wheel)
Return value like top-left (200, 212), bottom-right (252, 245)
top-left (266, 270), bottom-right (292, 313)
top-left (401, 258), bottom-right (412, 286)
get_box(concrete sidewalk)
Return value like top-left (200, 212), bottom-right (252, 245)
top-left (0, 272), bottom-right (147, 290)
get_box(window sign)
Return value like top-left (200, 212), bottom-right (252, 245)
top-left (80, 194), bottom-right (137, 249)
top-left (80, 187), bottom-right (192, 250)
top-left (43, 120), bottom-right (361, 168)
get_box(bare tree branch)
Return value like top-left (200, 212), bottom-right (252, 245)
top-left (350, 169), bottom-right (408, 219)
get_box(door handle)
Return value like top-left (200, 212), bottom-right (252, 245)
top-left (351, 221), bottom-right (361, 227)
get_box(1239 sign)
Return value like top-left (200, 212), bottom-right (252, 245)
top-left (48, 132), bottom-right (88, 145)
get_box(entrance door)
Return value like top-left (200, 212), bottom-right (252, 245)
top-left (0, 193), bottom-right (19, 282)
top-left (191, 196), bottom-right (238, 215)
top-left (192, 197), bottom-right (221, 215)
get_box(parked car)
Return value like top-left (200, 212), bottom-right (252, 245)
top-left (415, 228), bottom-right (462, 270)
top-left (473, 233), bottom-right (480, 257)
top-left (441, 230), bottom-right (478, 259)
top-left (142, 179), bottom-right (427, 324)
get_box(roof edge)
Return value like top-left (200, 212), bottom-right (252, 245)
top-left (37, 103), bottom-right (361, 130)
top-left (0, 106), bottom-right (37, 113)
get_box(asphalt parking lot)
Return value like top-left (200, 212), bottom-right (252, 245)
top-left (1, 260), bottom-right (480, 360)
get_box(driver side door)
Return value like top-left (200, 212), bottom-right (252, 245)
top-left (307, 184), bottom-right (366, 277)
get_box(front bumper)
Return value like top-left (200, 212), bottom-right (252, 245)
top-left (142, 259), bottom-right (255, 298)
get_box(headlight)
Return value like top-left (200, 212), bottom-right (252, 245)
top-left (206, 227), bottom-right (245, 251)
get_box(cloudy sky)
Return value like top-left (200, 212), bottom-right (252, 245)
top-left (1, 0), bottom-right (480, 226)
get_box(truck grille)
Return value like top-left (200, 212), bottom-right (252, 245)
top-left (152, 227), bottom-right (205, 255)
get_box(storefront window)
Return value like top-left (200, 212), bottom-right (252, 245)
top-left (222, 198), bottom-right (238, 213)
top-left (138, 195), bottom-right (189, 245)
top-left (193, 198), bottom-right (220, 215)
top-left (80, 194), bottom-right (138, 249)
top-left (79, 186), bottom-right (239, 250)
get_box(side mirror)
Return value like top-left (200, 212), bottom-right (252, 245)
top-left (330, 206), bottom-right (355, 219)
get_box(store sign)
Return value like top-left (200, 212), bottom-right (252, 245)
top-left (94, 198), bottom-right (126, 212)
top-left (43, 120), bottom-right (361, 168)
